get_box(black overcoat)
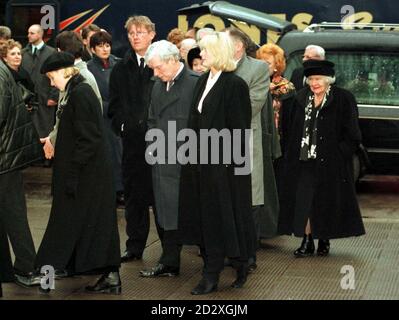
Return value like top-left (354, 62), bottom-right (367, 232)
top-left (178, 71), bottom-right (256, 259)
top-left (35, 75), bottom-right (120, 272)
top-left (108, 50), bottom-right (154, 205)
top-left (148, 66), bottom-right (199, 231)
top-left (278, 86), bottom-right (366, 239)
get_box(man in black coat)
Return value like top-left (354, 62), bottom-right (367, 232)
top-left (22, 24), bottom-right (59, 138)
top-left (139, 40), bottom-right (199, 277)
top-left (108, 16), bottom-right (156, 262)
top-left (290, 45), bottom-right (325, 91)
top-left (0, 59), bottom-right (43, 288)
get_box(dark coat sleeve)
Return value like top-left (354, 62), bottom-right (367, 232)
top-left (338, 89), bottom-right (362, 160)
top-left (226, 77), bottom-right (252, 168)
top-left (65, 84), bottom-right (103, 195)
top-left (108, 62), bottom-right (124, 135)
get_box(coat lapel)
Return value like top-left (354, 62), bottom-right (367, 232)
top-left (200, 72), bottom-right (227, 129)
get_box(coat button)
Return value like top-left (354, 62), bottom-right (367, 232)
top-left (320, 136), bottom-right (323, 141)
top-left (320, 158), bottom-right (325, 162)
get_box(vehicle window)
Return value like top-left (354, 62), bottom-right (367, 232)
top-left (286, 52), bottom-right (399, 106)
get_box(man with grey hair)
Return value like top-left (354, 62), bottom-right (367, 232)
top-left (0, 26), bottom-right (11, 40)
top-left (290, 44), bottom-right (325, 90)
top-left (179, 38), bottom-right (196, 63)
top-left (139, 40), bottom-right (199, 277)
top-left (22, 24), bottom-right (58, 140)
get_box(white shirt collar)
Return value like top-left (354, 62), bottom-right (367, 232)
top-left (136, 53), bottom-right (145, 67)
top-left (166, 62), bottom-right (185, 91)
top-left (32, 41), bottom-right (45, 52)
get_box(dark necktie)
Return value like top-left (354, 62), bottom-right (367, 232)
top-left (32, 47), bottom-right (37, 58)
top-left (139, 57), bottom-right (145, 76)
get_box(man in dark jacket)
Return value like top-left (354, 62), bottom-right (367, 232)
top-left (22, 24), bottom-right (59, 138)
top-left (139, 40), bottom-right (199, 277)
top-left (108, 16), bottom-right (156, 262)
top-left (0, 59), bottom-right (43, 288)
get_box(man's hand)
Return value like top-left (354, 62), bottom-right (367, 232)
top-left (40, 137), bottom-right (54, 159)
top-left (47, 99), bottom-right (58, 107)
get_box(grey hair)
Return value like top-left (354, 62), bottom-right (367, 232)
top-left (145, 40), bottom-right (180, 64)
top-left (0, 26), bottom-right (11, 40)
top-left (180, 38), bottom-right (196, 50)
top-left (305, 75), bottom-right (336, 85)
top-left (305, 45), bottom-right (325, 59)
top-left (196, 28), bottom-right (216, 42)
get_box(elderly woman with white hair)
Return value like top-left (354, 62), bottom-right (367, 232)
top-left (278, 59), bottom-right (365, 258)
top-left (178, 32), bottom-right (256, 295)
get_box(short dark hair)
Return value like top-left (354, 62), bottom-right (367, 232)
top-left (56, 31), bottom-right (84, 58)
top-left (90, 31), bottom-right (112, 49)
top-left (81, 24), bottom-right (101, 40)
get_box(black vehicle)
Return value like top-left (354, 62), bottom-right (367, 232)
top-left (180, 1), bottom-right (399, 177)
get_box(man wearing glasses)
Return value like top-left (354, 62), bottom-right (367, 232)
top-left (108, 16), bottom-right (157, 263)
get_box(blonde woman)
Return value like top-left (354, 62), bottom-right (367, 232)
top-left (35, 52), bottom-right (121, 294)
top-left (179, 32), bottom-right (256, 295)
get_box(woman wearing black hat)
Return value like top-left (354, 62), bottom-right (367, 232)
top-left (35, 52), bottom-right (121, 294)
top-left (278, 59), bottom-right (365, 257)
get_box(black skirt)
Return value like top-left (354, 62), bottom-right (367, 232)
top-left (293, 160), bottom-right (317, 237)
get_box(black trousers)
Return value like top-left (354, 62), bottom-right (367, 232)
top-left (122, 140), bottom-right (155, 256)
top-left (157, 228), bottom-right (182, 268)
top-left (0, 171), bottom-right (36, 275)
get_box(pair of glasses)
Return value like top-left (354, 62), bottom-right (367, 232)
top-left (129, 31), bottom-right (148, 38)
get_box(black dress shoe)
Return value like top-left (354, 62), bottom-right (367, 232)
top-left (85, 272), bottom-right (121, 294)
top-left (191, 277), bottom-right (218, 295)
top-left (317, 239), bottom-right (330, 256)
top-left (294, 234), bottom-right (315, 257)
top-left (231, 264), bottom-right (248, 288)
top-left (14, 272), bottom-right (41, 287)
top-left (139, 263), bottom-right (179, 277)
top-left (121, 251), bottom-right (142, 263)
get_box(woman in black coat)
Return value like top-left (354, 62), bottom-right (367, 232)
top-left (35, 52), bottom-right (121, 294)
top-left (179, 32), bottom-right (256, 295)
top-left (278, 60), bottom-right (365, 257)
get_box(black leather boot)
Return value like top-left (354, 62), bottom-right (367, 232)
top-left (231, 264), bottom-right (248, 289)
top-left (317, 239), bottom-right (330, 256)
top-left (294, 234), bottom-right (315, 257)
top-left (85, 272), bottom-right (121, 294)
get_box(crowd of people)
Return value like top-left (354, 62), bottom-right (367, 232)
top-left (0, 16), bottom-right (365, 297)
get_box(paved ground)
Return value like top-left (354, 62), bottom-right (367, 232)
top-left (1, 167), bottom-right (399, 300)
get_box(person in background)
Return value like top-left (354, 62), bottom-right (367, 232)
top-left (184, 27), bottom-right (199, 40)
top-left (278, 59), bottom-right (365, 257)
top-left (290, 44), bottom-right (325, 91)
top-left (179, 38), bottom-right (196, 63)
top-left (87, 31), bottom-right (124, 207)
top-left (186, 46), bottom-right (206, 74)
top-left (167, 28), bottom-right (185, 49)
top-left (81, 24), bottom-right (101, 62)
top-left (0, 53), bottom-right (42, 289)
top-left (35, 52), bottom-right (121, 294)
top-left (0, 26), bottom-right (11, 40)
top-left (256, 43), bottom-right (295, 154)
top-left (179, 32), bottom-right (255, 295)
top-left (22, 24), bottom-right (58, 140)
top-left (108, 15), bottom-right (156, 263)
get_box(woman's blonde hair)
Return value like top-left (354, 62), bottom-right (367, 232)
top-left (256, 43), bottom-right (286, 76)
top-left (199, 32), bottom-right (236, 72)
top-left (63, 66), bottom-right (80, 78)
top-left (0, 39), bottom-right (22, 59)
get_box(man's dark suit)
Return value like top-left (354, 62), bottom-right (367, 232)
top-left (108, 49), bottom-right (155, 257)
